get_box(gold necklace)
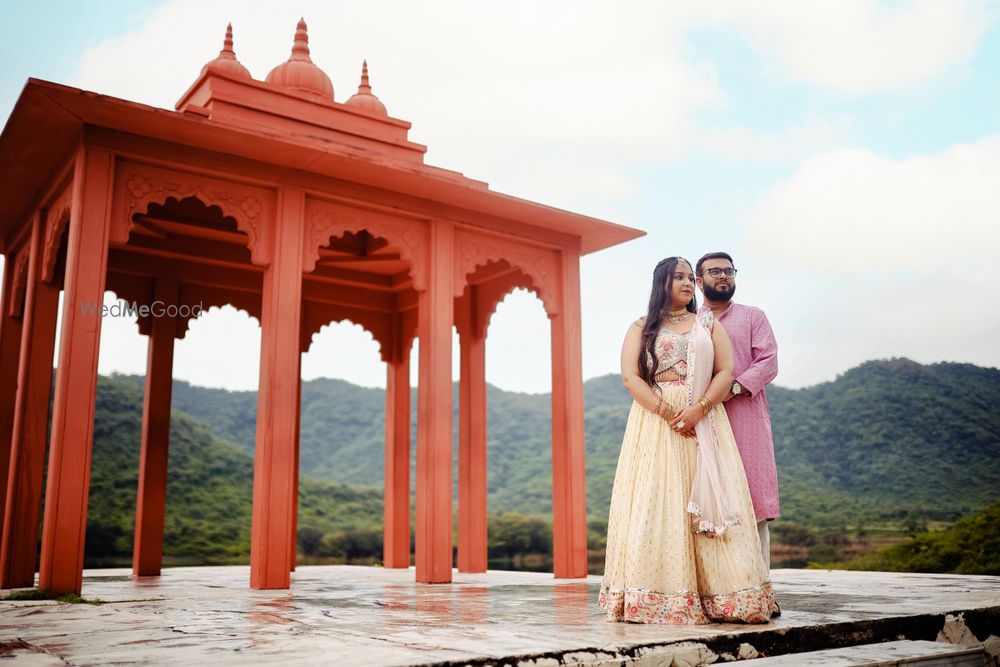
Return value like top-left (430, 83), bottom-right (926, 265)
top-left (665, 308), bottom-right (690, 324)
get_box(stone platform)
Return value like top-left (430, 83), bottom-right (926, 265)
top-left (1, 566), bottom-right (998, 665)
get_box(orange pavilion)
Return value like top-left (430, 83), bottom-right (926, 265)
top-left (0, 21), bottom-right (643, 594)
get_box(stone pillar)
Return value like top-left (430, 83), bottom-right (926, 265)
top-left (0, 246), bottom-right (26, 542)
top-left (250, 188), bottom-right (305, 590)
top-left (415, 219), bottom-right (454, 583)
top-left (0, 213), bottom-right (59, 588)
top-left (290, 353), bottom-right (302, 574)
top-left (132, 277), bottom-right (177, 577)
top-left (549, 249), bottom-right (588, 579)
top-left (457, 290), bottom-right (487, 573)
top-left (38, 146), bottom-right (115, 595)
top-left (383, 338), bottom-right (411, 568)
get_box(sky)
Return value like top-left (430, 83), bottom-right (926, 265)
top-left (2, 0), bottom-right (999, 394)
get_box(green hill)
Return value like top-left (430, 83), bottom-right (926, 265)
top-left (767, 359), bottom-right (1000, 524)
top-left (97, 357), bottom-right (1000, 570)
top-left (822, 499), bottom-right (1000, 575)
top-left (114, 358), bottom-right (1000, 530)
top-left (86, 376), bottom-right (383, 567)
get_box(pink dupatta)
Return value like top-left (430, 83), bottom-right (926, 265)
top-left (685, 310), bottom-right (743, 537)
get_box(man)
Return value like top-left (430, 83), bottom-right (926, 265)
top-left (696, 251), bottom-right (779, 569)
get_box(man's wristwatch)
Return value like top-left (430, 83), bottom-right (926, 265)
top-left (731, 381), bottom-right (744, 397)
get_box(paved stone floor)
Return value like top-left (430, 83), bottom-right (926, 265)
top-left (1, 566), bottom-right (998, 665)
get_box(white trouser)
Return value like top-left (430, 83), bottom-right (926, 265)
top-left (757, 519), bottom-right (771, 570)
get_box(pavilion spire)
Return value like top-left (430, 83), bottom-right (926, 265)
top-left (291, 18), bottom-right (312, 61)
top-left (345, 59), bottom-right (387, 116)
top-left (220, 23), bottom-right (236, 60)
top-left (264, 17), bottom-right (334, 100)
top-left (359, 60), bottom-right (372, 93)
top-left (200, 22), bottom-right (251, 79)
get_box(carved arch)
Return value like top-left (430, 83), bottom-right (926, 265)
top-left (305, 198), bottom-right (427, 290)
top-left (110, 161), bottom-right (274, 266)
top-left (104, 272), bottom-right (154, 338)
top-left (483, 270), bottom-right (545, 335)
top-left (7, 248), bottom-right (29, 318)
top-left (42, 183), bottom-right (73, 284)
top-left (170, 304), bottom-right (260, 341)
top-left (100, 277), bottom-right (249, 341)
top-left (453, 229), bottom-right (559, 317)
top-left (184, 284), bottom-right (261, 335)
top-left (155, 285), bottom-right (262, 340)
top-left (300, 305), bottom-right (391, 360)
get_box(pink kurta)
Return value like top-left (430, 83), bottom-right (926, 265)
top-left (716, 303), bottom-right (780, 520)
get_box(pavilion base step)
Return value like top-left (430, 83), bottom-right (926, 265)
top-left (737, 639), bottom-right (989, 666)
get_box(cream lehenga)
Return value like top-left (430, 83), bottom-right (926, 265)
top-left (598, 309), bottom-right (779, 624)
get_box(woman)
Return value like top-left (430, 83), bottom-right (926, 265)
top-left (598, 256), bottom-right (779, 624)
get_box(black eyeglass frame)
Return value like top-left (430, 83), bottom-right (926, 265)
top-left (701, 267), bottom-right (738, 278)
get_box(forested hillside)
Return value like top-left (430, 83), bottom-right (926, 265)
top-left (90, 358), bottom-right (1000, 571)
top-left (826, 499), bottom-right (1000, 575)
top-left (86, 377), bottom-right (383, 566)
top-left (116, 358), bottom-right (1000, 529)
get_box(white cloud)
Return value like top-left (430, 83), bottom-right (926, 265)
top-left (66, 1), bottom-right (997, 201)
top-left (747, 136), bottom-right (1000, 270)
top-left (15, 0), bottom-right (995, 393)
top-left (680, 0), bottom-right (997, 95)
top-left (744, 136), bottom-right (1000, 386)
top-left (61, 0), bottom-right (727, 392)
top-left (69, 0), bottom-right (724, 210)
top-left (770, 267), bottom-right (1000, 388)
top-left (693, 117), bottom-right (851, 164)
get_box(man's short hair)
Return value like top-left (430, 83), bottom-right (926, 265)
top-left (696, 251), bottom-right (735, 276)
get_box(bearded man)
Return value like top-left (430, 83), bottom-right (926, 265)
top-left (696, 251), bottom-right (780, 568)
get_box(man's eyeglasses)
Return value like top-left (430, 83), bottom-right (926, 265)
top-left (702, 267), bottom-right (737, 278)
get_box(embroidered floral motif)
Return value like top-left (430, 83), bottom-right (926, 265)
top-left (598, 586), bottom-right (709, 624)
top-left (649, 327), bottom-right (691, 377)
top-left (599, 582), bottom-right (779, 624)
top-left (686, 500), bottom-right (742, 537)
top-left (701, 582), bottom-right (780, 624)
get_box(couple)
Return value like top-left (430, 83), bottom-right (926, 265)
top-left (597, 252), bottom-right (781, 624)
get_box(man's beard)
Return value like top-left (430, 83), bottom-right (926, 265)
top-left (703, 282), bottom-right (736, 302)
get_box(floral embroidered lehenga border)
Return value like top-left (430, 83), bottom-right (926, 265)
top-left (598, 582), bottom-right (779, 624)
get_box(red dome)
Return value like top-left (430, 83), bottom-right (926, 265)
top-left (201, 23), bottom-right (251, 79)
top-left (345, 61), bottom-right (387, 116)
top-left (265, 19), bottom-right (334, 101)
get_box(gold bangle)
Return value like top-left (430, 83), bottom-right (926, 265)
top-left (699, 396), bottom-right (713, 414)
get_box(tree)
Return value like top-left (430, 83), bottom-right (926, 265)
top-left (298, 527), bottom-right (323, 556)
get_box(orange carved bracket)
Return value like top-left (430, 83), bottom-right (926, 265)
top-left (453, 229), bottom-right (559, 318)
top-left (110, 161), bottom-right (275, 267)
top-left (7, 248), bottom-right (29, 319)
top-left (41, 183), bottom-right (73, 285)
top-left (304, 198), bottom-right (428, 290)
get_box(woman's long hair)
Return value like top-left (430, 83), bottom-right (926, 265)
top-left (638, 256), bottom-right (697, 387)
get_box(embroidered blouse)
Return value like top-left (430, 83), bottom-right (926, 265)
top-left (642, 311), bottom-right (713, 380)
top-left (649, 326), bottom-right (692, 378)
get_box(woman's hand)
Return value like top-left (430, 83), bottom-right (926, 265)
top-left (667, 404), bottom-right (704, 438)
